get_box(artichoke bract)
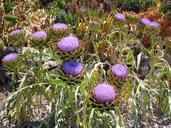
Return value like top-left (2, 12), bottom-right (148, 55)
top-left (62, 60), bottom-right (83, 77)
top-left (0, 40), bottom-right (4, 50)
top-left (8, 29), bottom-right (26, 47)
top-left (93, 83), bottom-right (116, 104)
top-left (111, 63), bottom-right (128, 79)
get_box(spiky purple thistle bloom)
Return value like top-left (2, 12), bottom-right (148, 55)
top-left (112, 63), bottom-right (128, 79)
top-left (8, 29), bottom-right (26, 47)
top-left (57, 35), bottom-right (80, 53)
top-left (53, 23), bottom-right (68, 31)
top-left (9, 29), bottom-right (23, 36)
top-left (114, 13), bottom-right (126, 21)
top-left (2, 53), bottom-right (18, 63)
top-left (93, 83), bottom-right (116, 104)
top-left (148, 21), bottom-right (160, 27)
top-left (62, 61), bottom-right (83, 76)
top-left (32, 31), bottom-right (47, 40)
top-left (140, 18), bottom-right (151, 25)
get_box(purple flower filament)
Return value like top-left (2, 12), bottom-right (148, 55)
top-left (9, 29), bottom-right (23, 36)
top-left (140, 18), bottom-right (159, 28)
top-left (140, 18), bottom-right (151, 25)
top-left (57, 35), bottom-right (80, 53)
top-left (32, 31), bottom-right (47, 40)
top-left (148, 21), bottom-right (160, 27)
top-left (2, 53), bottom-right (18, 63)
top-left (93, 83), bottom-right (116, 104)
top-left (115, 13), bottom-right (126, 21)
top-left (112, 63), bottom-right (127, 79)
top-left (53, 23), bottom-right (68, 31)
top-left (62, 61), bottom-right (83, 76)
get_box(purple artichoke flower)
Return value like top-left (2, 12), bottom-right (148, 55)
top-left (114, 13), bottom-right (126, 21)
top-left (62, 61), bottom-right (83, 76)
top-left (140, 18), bottom-right (151, 25)
top-left (2, 53), bottom-right (18, 63)
top-left (53, 23), bottom-right (68, 31)
top-left (8, 29), bottom-right (26, 47)
top-left (9, 29), bottom-right (23, 36)
top-left (112, 63), bottom-right (128, 79)
top-left (57, 35), bottom-right (80, 53)
top-left (93, 83), bottom-right (116, 104)
top-left (148, 21), bottom-right (160, 27)
top-left (32, 31), bottom-right (47, 40)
